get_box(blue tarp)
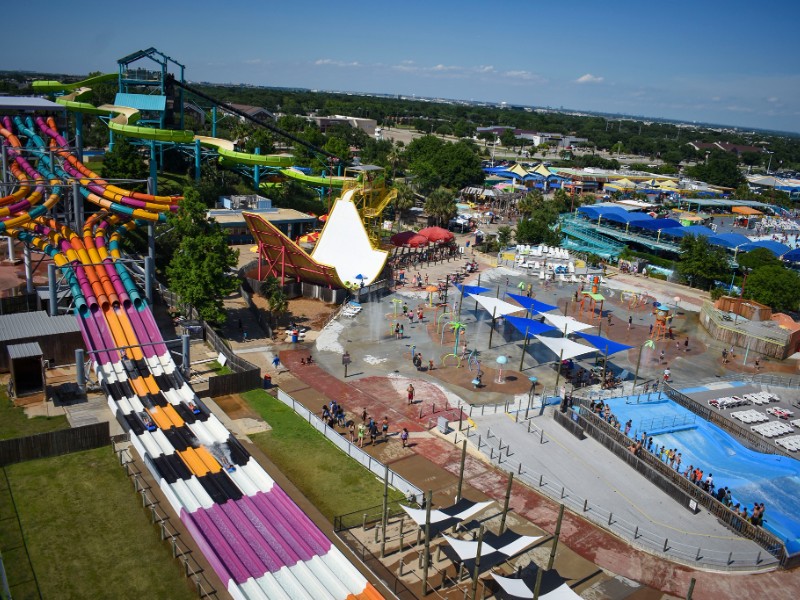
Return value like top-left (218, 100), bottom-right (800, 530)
top-left (738, 240), bottom-right (791, 257)
top-left (708, 232), bottom-right (752, 249)
top-left (628, 218), bottom-right (682, 231)
top-left (456, 284), bottom-right (491, 296)
top-left (505, 293), bottom-right (558, 314)
top-left (575, 332), bottom-right (633, 356)
top-left (661, 225), bottom-right (715, 239)
top-left (505, 315), bottom-right (556, 337)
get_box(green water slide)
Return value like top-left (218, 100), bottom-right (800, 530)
top-left (32, 73), bottom-right (117, 93)
top-left (279, 168), bottom-right (351, 188)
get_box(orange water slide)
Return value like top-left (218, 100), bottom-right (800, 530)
top-left (147, 407), bottom-right (172, 430)
top-left (82, 217), bottom-right (119, 307)
top-left (178, 447), bottom-right (221, 477)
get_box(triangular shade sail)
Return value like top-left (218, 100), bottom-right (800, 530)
top-left (534, 335), bottom-right (597, 360)
top-left (401, 499), bottom-right (493, 537)
top-left (468, 294), bottom-right (525, 317)
top-left (505, 315), bottom-right (556, 337)
top-left (575, 332), bottom-right (633, 356)
top-left (506, 293), bottom-right (558, 314)
top-left (491, 567), bottom-right (581, 599)
top-left (456, 284), bottom-right (491, 295)
top-left (542, 313), bottom-right (595, 335)
top-left (440, 530), bottom-right (542, 575)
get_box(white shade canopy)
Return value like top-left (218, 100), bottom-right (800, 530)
top-left (534, 335), bottom-right (597, 360)
top-left (491, 571), bottom-right (582, 599)
top-left (468, 294), bottom-right (525, 318)
top-left (541, 313), bottom-right (595, 335)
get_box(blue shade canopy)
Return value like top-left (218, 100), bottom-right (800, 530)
top-left (783, 248), bottom-right (800, 262)
top-left (506, 293), bottom-right (558, 314)
top-left (578, 205), bottom-right (631, 220)
top-left (456, 284), bottom-right (491, 295)
top-left (628, 218), bottom-right (683, 231)
top-left (661, 225), bottom-right (715, 238)
top-left (738, 240), bottom-right (791, 256)
top-left (506, 315), bottom-right (557, 336)
top-left (708, 232), bottom-right (751, 248)
top-left (575, 332), bottom-right (633, 355)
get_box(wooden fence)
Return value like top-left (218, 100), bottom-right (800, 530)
top-left (0, 292), bottom-right (38, 315)
top-left (561, 407), bottom-right (788, 566)
top-left (0, 422), bottom-right (110, 467)
top-left (207, 370), bottom-right (263, 397)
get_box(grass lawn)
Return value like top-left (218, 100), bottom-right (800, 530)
top-left (0, 387), bottom-right (68, 441)
top-left (241, 389), bottom-right (404, 521)
top-left (2, 447), bottom-right (195, 600)
top-left (209, 360), bottom-right (233, 376)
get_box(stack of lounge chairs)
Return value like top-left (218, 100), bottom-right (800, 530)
top-left (340, 301), bottom-right (362, 318)
top-left (730, 409), bottom-right (769, 424)
top-left (743, 391), bottom-right (780, 405)
top-left (752, 421), bottom-right (794, 437)
top-left (767, 407), bottom-right (795, 420)
top-left (776, 435), bottom-right (800, 452)
top-left (709, 396), bottom-right (750, 409)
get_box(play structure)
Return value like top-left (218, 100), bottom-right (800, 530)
top-left (3, 49), bottom-right (384, 600)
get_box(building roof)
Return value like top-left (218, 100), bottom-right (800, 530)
top-left (0, 311), bottom-right (80, 342)
top-left (210, 208), bottom-right (316, 226)
top-left (6, 341), bottom-right (43, 360)
top-left (0, 96), bottom-right (66, 112)
top-left (226, 103), bottom-right (275, 119)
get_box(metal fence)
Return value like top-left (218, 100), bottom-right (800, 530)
top-left (460, 413), bottom-right (782, 570)
top-left (111, 441), bottom-right (219, 598)
top-left (564, 407), bottom-right (788, 567)
top-left (0, 422), bottom-right (110, 467)
top-left (274, 388), bottom-right (422, 501)
top-left (722, 372), bottom-right (800, 391)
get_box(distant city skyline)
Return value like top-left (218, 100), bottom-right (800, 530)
top-left (1, 0), bottom-right (798, 133)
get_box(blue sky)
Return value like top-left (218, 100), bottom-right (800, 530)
top-left (2, 0), bottom-right (799, 132)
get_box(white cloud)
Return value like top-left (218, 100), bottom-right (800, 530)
top-left (576, 73), bottom-right (604, 84)
top-left (243, 58), bottom-right (262, 65)
top-left (314, 58), bottom-right (361, 67)
top-left (766, 96), bottom-right (779, 103)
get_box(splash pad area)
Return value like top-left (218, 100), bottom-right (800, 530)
top-left (603, 384), bottom-right (800, 555)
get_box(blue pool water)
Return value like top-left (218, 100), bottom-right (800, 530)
top-left (603, 392), bottom-right (800, 554)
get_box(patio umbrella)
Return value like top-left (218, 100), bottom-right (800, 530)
top-left (390, 230), bottom-right (429, 248)
top-left (418, 226), bottom-right (455, 244)
top-left (318, 214), bottom-right (328, 222)
top-left (426, 285), bottom-right (439, 307)
top-left (297, 232), bottom-right (320, 244)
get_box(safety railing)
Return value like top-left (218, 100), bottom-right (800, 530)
top-left (458, 412), bottom-right (783, 570)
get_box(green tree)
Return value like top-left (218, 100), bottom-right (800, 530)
top-left (496, 225), bottom-right (512, 248)
top-left (405, 136), bottom-right (483, 193)
top-left (165, 189), bottom-right (239, 324)
top-left (424, 187), bottom-right (457, 226)
top-left (517, 190), bottom-right (543, 218)
top-left (687, 151), bottom-right (745, 188)
top-left (102, 138), bottom-right (148, 188)
top-left (737, 247), bottom-right (781, 271)
top-left (676, 235), bottom-right (730, 289)
top-left (392, 181), bottom-right (416, 227)
top-left (742, 265), bottom-right (800, 312)
top-left (500, 129), bottom-right (517, 150)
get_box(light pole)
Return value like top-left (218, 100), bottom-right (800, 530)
top-left (766, 151), bottom-right (774, 174)
top-left (740, 267), bottom-right (752, 298)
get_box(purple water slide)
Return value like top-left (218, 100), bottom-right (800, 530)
top-left (138, 306), bottom-right (169, 356)
top-left (206, 504), bottom-right (267, 580)
top-left (123, 302), bottom-right (156, 359)
top-left (35, 117), bottom-right (69, 147)
top-left (180, 510), bottom-right (236, 588)
top-left (249, 490), bottom-right (330, 561)
top-left (268, 486), bottom-right (333, 552)
top-left (71, 258), bottom-right (99, 312)
top-left (237, 494), bottom-right (308, 569)
top-left (76, 313), bottom-right (111, 366)
top-left (221, 498), bottom-right (285, 573)
top-left (186, 507), bottom-right (252, 585)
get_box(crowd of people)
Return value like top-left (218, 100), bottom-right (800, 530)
top-left (585, 399), bottom-right (771, 530)
top-left (319, 399), bottom-right (411, 450)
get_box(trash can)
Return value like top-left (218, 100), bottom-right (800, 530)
top-left (263, 374), bottom-right (272, 389)
top-left (291, 329), bottom-right (299, 343)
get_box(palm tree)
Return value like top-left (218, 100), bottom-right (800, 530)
top-left (516, 190), bottom-right (543, 218)
top-left (424, 187), bottom-right (457, 226)
top-left (393, 182), bottom-right (416, 229)
top-left (387, 144), bottom-right (403, 181)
